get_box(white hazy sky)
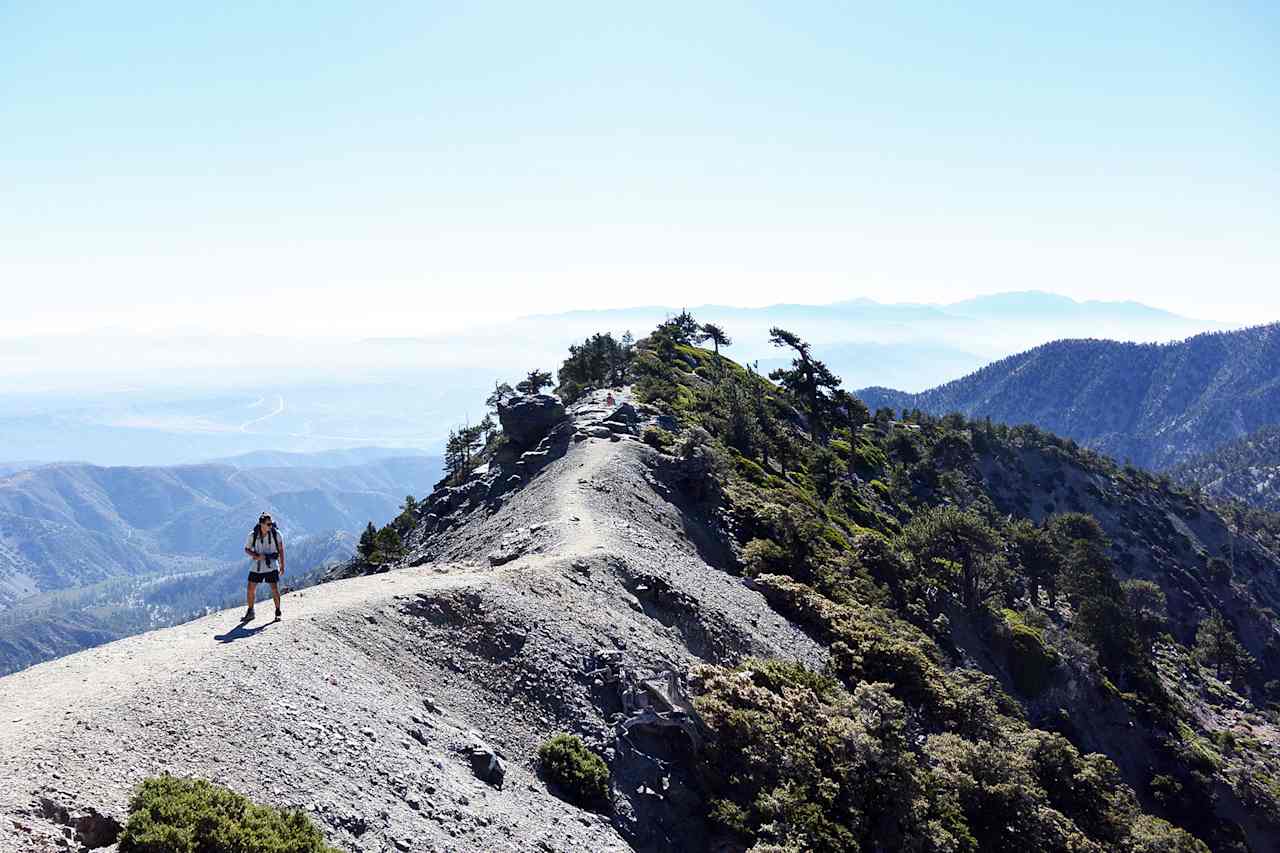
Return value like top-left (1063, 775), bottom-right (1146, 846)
top-left (2, 1), bottom-right (1277, 336)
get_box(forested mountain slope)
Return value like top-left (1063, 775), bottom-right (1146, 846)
top-left (1173, 424), bottom-right (1280, 512)
top-left (858, 322), bottom-right (1280, 470)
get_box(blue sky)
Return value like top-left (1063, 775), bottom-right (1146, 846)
top-left (2, 1), bottom-right (1276, 335)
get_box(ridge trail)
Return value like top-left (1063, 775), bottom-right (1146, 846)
top-left (0, 388), bottom-right (821, 852)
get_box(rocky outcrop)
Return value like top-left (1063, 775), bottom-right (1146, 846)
top-left (498, 394), bottom-right (568, 450)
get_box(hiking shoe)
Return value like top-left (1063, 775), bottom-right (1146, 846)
top-left (241, 608), bottom-right (255, 622)
top-left (274, 608), bottom-right (282, 621)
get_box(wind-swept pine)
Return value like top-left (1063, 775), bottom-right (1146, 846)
top-left (767, 327), bottom-right (843, 443)
top-left (374, 526), bottom-right (405, 561)
top-left (516, 369), bottom-right (553, 395)
top-left (700, 322), bottom-right (731, 355)
top-left (486, 380), bottom-right (515, 413)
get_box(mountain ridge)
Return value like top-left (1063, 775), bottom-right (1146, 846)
top-left (857, 322), bottom-right (1280, 470)
top-left (5, 324), bottom-right (1279, 850)
top-left (0, 389), bottom-right (816, 851)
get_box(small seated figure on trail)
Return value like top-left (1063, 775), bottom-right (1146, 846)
top-left (605, 392), bottom-right (616, 407)
top-left (243, 513), bottom-right (286, 622)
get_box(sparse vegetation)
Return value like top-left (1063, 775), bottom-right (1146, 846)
top-left (537, 734), bottom-right (610, 808)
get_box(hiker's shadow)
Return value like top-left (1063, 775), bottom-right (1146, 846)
top-left (214, 621), bottom-right (274, 644)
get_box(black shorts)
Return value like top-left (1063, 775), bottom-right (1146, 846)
top-left (248, 569), bottom-right (280, 584)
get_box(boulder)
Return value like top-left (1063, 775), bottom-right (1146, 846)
top-left (464, 735), bottom-right (507, 788)
top-left (498, 394), bottom-right (567, 449)
top-left (604, 402), bottom-right (640, 425)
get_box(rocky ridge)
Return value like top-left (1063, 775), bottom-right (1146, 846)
top-left (0, 389), bottom-right (821, 852)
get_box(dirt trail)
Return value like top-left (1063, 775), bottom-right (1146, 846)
top-left (0, 564), bottom-right (484, 756)
top-left (0, 387), bottom-right (821, 853)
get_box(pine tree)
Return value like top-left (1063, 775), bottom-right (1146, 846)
top-left (1009, 519), bottom-right (1061, 607)
top-left (478, 414), bottom-right (497, 445)
top-left (701, 322), bottom-right (731, 355)
top-left (668, 309), bottom-right (702, 345)
top-left (557, 332), bottom-right (634, 402)
top-left (374, 526), bottom-right (405, 561)
top-left (358, 522), bottom-right (378, 560)
top-left (485, 381), bottom-right (515, 413)
top-left (901, 506), bottom-right (1006, 612)
top-left (1195, 611), bottom-right (1255, 683)
top-left (516, 370), bottom-right (553, 395)
top-left (444, 429), bottom-right (466, 481)
top-left (767, 327), bottom-right (843, 443)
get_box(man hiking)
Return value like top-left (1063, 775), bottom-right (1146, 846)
top-left (243, 513), bottom-right (286, 622)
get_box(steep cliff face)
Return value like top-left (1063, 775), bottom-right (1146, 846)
top-left (0, 390), bottom-right (820, 852)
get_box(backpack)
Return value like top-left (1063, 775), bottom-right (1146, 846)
top-left (251, 523), bottom-right (282, 555)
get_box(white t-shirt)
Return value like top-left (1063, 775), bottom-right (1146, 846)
top-left (246, 526), bottom-right (283, 571)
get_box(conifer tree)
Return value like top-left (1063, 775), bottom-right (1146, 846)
top-left (767, 327), bottom-right (843, 443)
top-left (486, 381), bottom-right (515, 413)
top-left (1195, 611), bottom-right (1255, 683)
top-left (669, 309), bottom-right (702, 345)
top-left (358, 522), bottom-right (378, 560)
top-left (701, 322), bottom-right (731, 355)
top-left (516, 370), bottom-right (553, 395)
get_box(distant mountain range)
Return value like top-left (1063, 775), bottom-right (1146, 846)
top-left (858, 323), bottom-right (1280, 471)
top-left (1171, 425), bottom-right (1280, 512)
top-left (0, 450), bottom-right (442, 673)
top-left (0, 291), bottom-right (1233, 467)
top-left (0, 454), bottom-right (443, 608)
top-left (206, 446), bottom-right (431, 469)
top-left (0, 530), bottom-right (357, 675)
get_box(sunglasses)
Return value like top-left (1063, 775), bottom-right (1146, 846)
top-left (259, 517), bottom-right (272, 524)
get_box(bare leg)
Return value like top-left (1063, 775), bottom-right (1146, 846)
top-left (246, 581), bottom-right (258, 611)
top-left (269, 582), bottom-right (281, 615)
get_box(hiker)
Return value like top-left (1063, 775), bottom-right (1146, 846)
top-left (243, 513), bottom-right (286, 621)
top-left (605, 392), bottom-right (616, 407)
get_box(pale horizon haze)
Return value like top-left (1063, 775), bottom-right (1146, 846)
top-left (3, 2), bottom-right (1277, 337)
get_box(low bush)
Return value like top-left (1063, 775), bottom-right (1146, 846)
top-left (538, 733), bottom-right (610, 808)
top-left (1002, 613), bottom-right (1059, 696)
top-left (642, 426), bottom-right (676, 451)
top-left (118, 776), bottom-right (338, 853)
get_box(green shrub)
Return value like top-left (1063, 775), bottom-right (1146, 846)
top-left (642, 426), bottom-right (675, 450)
top-left (537, 734), bottom-right (610, 808)
top-left (118, 776), bottom-right (338, 853)
top-left (1002, 614), bottom-right (1059, 696)
top-left (743, 538), bottom-right (789, 576)
top-left (734, 453), bottom-right (768, 484)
